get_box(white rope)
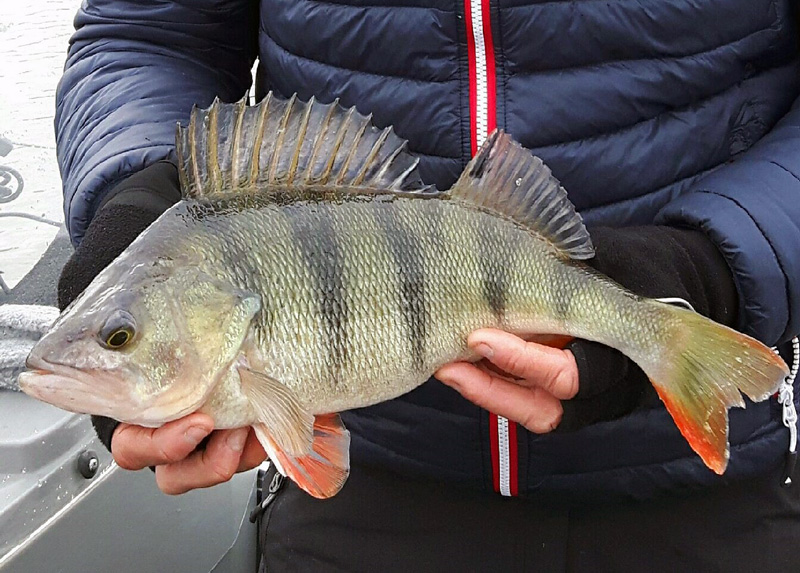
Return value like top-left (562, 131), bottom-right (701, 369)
top-left (776, 337), bottom-right (799, 485)
top-left (0, 305), bottom-right (59, 392)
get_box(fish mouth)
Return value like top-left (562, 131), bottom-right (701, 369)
top-left (19, 355), bottom-right (208, 427)
top-left (18, 356), bottom-right (135, 418)
top-left (23, 367), bottom-right (52, 376)
top-left (21, 354), bottom-right (86, 390)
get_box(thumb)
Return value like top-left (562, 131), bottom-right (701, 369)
top-left (468, 329), bottom-right (579, 400)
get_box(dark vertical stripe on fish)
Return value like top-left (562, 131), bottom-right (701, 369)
top-left (478, 220), bottom-right (508, 322)
top-left (284, 202), bottom-right (349, 381)
top-left (372, 200), bottom-right (428, 371)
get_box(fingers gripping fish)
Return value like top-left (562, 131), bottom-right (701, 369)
top-left (19, 94), bottom-right (789, 498)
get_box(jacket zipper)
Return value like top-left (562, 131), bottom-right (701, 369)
top-left (490, 413), bottom-right (518, 496)
top-left (465, 0), bottom-right (497, 155)
top-left (464, 0), bottom-right (518, 496)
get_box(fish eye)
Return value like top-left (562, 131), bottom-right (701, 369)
top-left (99, 310), bottom-right (136, 350)
top-left (106, 328), bottom-right (132, 349)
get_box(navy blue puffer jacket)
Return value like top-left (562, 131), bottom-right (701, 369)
top-left (56, 0), bottom-right (800, 501)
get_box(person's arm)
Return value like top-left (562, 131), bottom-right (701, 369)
top-left (656, 98), bottom-right (800, 347)
top-left (56, 0), bottom-right (258, 246)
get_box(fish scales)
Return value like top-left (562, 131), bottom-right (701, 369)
top-left (284, 201), bottom-right (350, 385)
top-left (371, 198), bottom-right (431, 372)
top-left (164, 193), bottom-right (597, 415)
top-left (19, 95), bottom-right (788, 499)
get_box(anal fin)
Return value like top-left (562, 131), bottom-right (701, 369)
top-left (254, 414), bottom-right (350, 499)
top-left (525, 334), bottom-right (575, 350)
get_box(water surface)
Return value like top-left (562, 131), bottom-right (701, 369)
top-left (0, 1), bottom-right (77, 289)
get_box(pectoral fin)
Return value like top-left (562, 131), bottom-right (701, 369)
top-left (238, 366), bottom-right (313, 456)
top-left (238, 367), bottom-right (351, 498)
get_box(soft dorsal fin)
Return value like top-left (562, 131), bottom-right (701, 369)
top-left (175, 93), bottom-right (434, 198)
top-left (449, 130), bottom-right (594, 260)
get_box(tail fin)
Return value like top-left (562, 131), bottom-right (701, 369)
top-left (643, 304), bottom-right (788, 474)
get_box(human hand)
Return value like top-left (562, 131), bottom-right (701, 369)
top-left (436, 328), bottom-right (652, 432)
top-left (436, 329), bottom-right (578, 433)
top-left (111, 414), bottom-right (266, 494)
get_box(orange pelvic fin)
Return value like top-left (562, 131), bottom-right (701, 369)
top-left (255, 413), bottom-right (350, 499)
top-left (532, 334), bottom-right (575, 350)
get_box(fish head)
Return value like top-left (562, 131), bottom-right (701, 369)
top-left (19, 259), bottom-right (261, 427)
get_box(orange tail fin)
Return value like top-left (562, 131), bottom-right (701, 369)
top-left (643, 304), bottom-right (788, 474)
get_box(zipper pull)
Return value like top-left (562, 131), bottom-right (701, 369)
top-left (249, 465), bottom-right (287, 523)
top-left (783, 451), bottom-right (798, 487)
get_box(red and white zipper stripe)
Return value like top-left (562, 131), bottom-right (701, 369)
top-left (489, 413), bottom-right (519, 496)
top-left (465, 0), bottom-right (497, 155)
top-left (465, 0), bottom-right (519, 497)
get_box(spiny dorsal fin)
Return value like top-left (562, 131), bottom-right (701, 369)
top-left (175, 93), bottom-right (434, 198)
top-left (450, 130), bottom-right (594, 260)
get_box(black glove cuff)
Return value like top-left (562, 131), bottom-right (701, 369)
top-left (557, 339), bottom-right (651, 431)
top-left (566, 339), bottom-right (634, 399)
top-left (98, 160), bottom-right (181, 215)
top-left (57, 161), bottom-right (181, 311)
top-left (663, 227), bottom-right (738, 326)
top-left (556, 225), bottom-right (738, 432)
top-left (57, 204), bottom-right (163, 310)
top-left (586, 226), bottom-right (738, 326)
top-left (91, 416), bottom-right (120, 453)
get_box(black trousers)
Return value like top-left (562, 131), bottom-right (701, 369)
top-left (259, 462), bottom-right (800, 572)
